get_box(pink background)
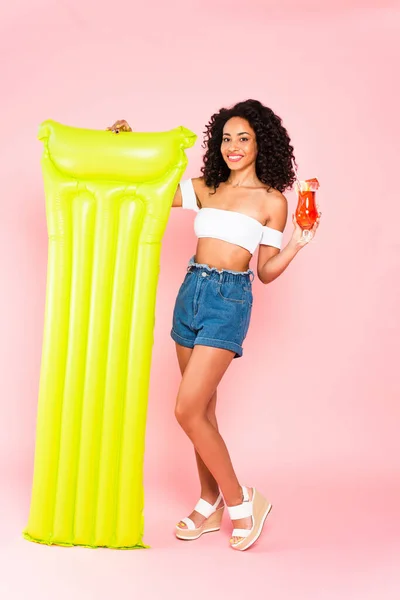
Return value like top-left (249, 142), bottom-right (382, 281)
top-left (1, 0), bottom-right (399, 598)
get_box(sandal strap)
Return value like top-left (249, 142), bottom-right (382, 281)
top-left (179, 517), bottom-right (196, 530)
top-left (232, 528), bottom-right (251, 538)
top-left (194, 492), bottom-right (222, 518)
top-left (227, 486), bottom-right (253, 520)
top-left (227, 501), bottom-right (252, 520)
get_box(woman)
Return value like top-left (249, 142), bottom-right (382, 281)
top-left (107, 99), bottom-right (321, 551)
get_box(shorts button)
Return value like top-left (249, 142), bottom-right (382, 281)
top-left (201, 272), bottom-right (207, 277)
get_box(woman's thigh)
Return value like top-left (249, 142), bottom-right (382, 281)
top-left (175, 342), bottom-right (218, 419)
top-left (175, 344), bottom-right (235, 416)
top-left (175, 342), bottom-right (193, 375)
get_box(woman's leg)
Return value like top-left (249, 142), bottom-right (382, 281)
top-left (175, 343), bottom-right (222, 528)
top-left (175, 344), bottom-right (252, 540)
top-left (195, 392), bottom-right (219, 496)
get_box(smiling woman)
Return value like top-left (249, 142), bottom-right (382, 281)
top-left (107, 98), bottom-right (321, 552)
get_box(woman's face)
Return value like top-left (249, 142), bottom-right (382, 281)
top-left (220, 117), bottom-right (258, 171)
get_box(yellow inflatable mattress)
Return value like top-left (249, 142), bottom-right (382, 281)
top-left (23, 120), bottom-right (196, 548)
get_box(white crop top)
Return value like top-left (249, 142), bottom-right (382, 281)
top-left (179, 179), bottom-right (283, 255)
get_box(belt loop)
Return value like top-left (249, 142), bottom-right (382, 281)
top-left (250, 271), bottom-right (255, 282)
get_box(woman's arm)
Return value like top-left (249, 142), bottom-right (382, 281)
top-left (257, 194), bottom-right (321, 285)
top-left (258, 240), bottom-right (299, 285)
top-left (171, 177), bottom-right (203, 208)
top-left (171, 185), bottom-right (183, 207)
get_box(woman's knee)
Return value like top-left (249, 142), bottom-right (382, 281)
top-left (175, 396), bottom-right (204, 430)
top-left (174, 400), bottom-right (191, 428)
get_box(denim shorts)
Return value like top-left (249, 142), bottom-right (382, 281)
top-left (170, 256), bottom-right (254, 358)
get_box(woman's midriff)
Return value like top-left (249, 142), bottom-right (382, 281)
top-left (194, 238), bottom-right (252, 272)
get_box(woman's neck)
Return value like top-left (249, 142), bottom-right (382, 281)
top-left (227, 176), bottom-right (260, 188)
top-left (227, 165), bottom-right (259, 188)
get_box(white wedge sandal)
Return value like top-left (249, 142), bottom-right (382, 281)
top-left (175, 493), bottom-right (224, 540)
top-left (227, 485), bottom-right (272, 551)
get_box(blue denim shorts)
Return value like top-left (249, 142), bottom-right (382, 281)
top-left (170, 256), bottom-right (254, 358)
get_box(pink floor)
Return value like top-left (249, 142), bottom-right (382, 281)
top-left (3, 469), bottom-right (399, 599)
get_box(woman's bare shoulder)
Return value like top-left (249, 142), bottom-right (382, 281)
top-left (262, 185), bottom-right (287, 204)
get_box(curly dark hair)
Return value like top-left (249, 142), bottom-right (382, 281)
top-left (200, 99), bottom-right (297, 193)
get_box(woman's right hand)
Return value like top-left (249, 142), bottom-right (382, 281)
top-left (106, 119), bottom-right (132, 134)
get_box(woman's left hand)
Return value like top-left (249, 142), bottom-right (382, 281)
top-left (289, 207), bottom-right (322, 250)
top-left (106, 119), bottom-right (132, 134)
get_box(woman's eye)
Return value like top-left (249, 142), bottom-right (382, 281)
top-left (222, 137), bottom-right (248, 142)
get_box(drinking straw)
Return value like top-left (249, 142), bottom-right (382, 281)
top-left (291, 158), bottom-right (304, 193)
